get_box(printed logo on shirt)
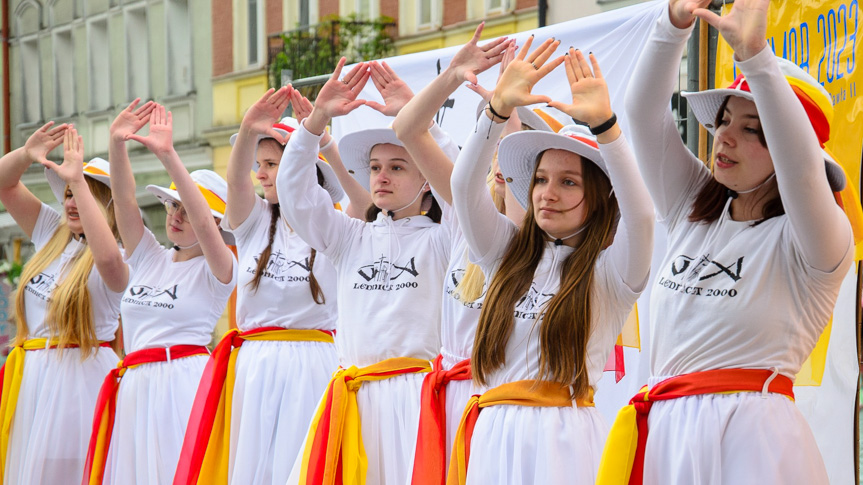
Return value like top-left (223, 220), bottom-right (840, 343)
top-left (351, 255), bottom-right (420, 291)
top-left (444, 267), bottom-right (487, 309)
top-left (24, 272), bottom-right (56, 302)
top-left (657, 253), bottom-right (744, 298)
top-left (246, 249), bottom-right (313, 283)
top-left (123, 284), bottom-right (180, 309)
top-left (513, 282), bottom-right (555, 320)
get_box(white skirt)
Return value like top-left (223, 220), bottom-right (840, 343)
top-left (4, 346), bottom-right (119, 485)
top-left (102, 353), bottom-right (208, 485)
top-left (288, 372), bottom-right (426, 485)
top-left (228, 339), bottom-right (338, 485)
top-left (464, 403), bottom-right (608, 485)
top-left (643, 390), bottom-right (829, 485)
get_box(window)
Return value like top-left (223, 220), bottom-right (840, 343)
top-left (247, 0), bottom-right (259, 65)
top-left (166, 0), bottom-right (192, 94)
top-left (88, 19), bottom-right (111, 110)
top-left (299, 0), bottom-right (310, 28)
top-left (356, 0), bottom-right (375, 20)
top-left (418, 0), bottom-right (432, 27)
top-left (486, 0), bottom-right (505, 14)
top-left (125, 6), bottom-right (150, 100)
top-left (20, 37), bottom-right (41, 123)
top-left (53, 29), bottom-right (75, 117)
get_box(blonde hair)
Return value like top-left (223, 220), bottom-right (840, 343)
top-left (454, 157), bottom-right (506, 303)
top-left (15, 178), bottom-right (118, 358)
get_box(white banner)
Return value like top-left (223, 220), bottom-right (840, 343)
top-left (332, 1), bottom-right (859, 481)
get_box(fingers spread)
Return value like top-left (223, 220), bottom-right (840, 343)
top-left (516, 35), bottom-right (534, 60)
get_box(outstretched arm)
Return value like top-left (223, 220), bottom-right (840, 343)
top-left (550, 50), bottom-right (654, 289)
top-left (0, 122), bottom-right (67, 237)
top-left (623, 0), bottom-right (712, 221)
top-left (695, 0), bottom-right (851, 271)
top-left (227, 87), bottom-right (291, 228)
top-left (127, 105), bottom-right (235, 284)
top-left (278, 59), bottom-right (370, 254)
top-left (108, 99), bottom-right (156, 256)
top-left (393, 23), bottom-right (509, 205)
top-left (291, 88), bottom-right (372, 218)
top-left (40, 128), bottom-right (129, 292)
top-left (453, 37), bottom-right (564, 261)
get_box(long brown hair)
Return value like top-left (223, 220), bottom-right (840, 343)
top-left (246, 176), bottom-right (326, 304)
top-left (15, 177), bottom-right (118, 358)
top-left (472, 152), bottom-right (617, 400)
top-left (689, 96), bottom-right (784, 224)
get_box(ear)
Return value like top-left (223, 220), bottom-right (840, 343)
top-left (422, 181), bottom-right (431, 192)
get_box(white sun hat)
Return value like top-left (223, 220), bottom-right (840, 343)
top-left (474, 101), bottom-right (564, 132)
top-left (338, 128), bottom-right (405, 192)
top-left (497, 124), bottom-right (607, 210)
top-left (681, 56), bottom-right (845, 192)
top-left (45, 157), bottom-right (112, 205)
top-left (146, 169), bottom-right (235, 245)
top-left (230, 117), bottom-right (345, 203)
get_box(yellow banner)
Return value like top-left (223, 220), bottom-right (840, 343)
top-left (716, 0), bottom-right (862, 192)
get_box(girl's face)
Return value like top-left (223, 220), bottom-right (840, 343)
top-left (164, 200), bottom-right (199, 247)
top-left (368, 143), bottom-right (429, 217)
top-left (63, 187), bottom-right (83, 236)
top-left (712, 96), bottom-right (774, 191)
top-left (256, 139), bottom-right (286, 205)
top-left (531, 149), bottom-right (588, 240)
top-left (491, 156), bottom-right (506, 202)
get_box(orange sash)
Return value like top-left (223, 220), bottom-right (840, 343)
top-left (173, 327), bottom-right (335, 485)
top-left (446, 380), bottom-right (594, 485)
top-left (411, 355), bottom-right (472, 485)
top-left (595, 368), bottom-right (795, 485)
top-left (82, 345), bottom-right (209, 485)
top-left (297, 357), bottom-right (432, 485)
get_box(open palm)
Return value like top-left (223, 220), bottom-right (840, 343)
top-left (242, 87), bottom-right (292, 140)
top-left (24, 121), bottom-right (67, 166)
top-left (693, 0), bottom-right (769, 60)
top-left (111, 99), bottom-right (156, 142)
top-left (548, 49), bottom-right (612, 126)
top-left (126, 105), bottom-right (174, 158)
top-left (41, 127), bottom-right (85, 184)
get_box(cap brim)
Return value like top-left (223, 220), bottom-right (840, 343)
top-left (338, 128), bottom-right (404, 192)
top-left (498, 131), bottom-right (607, 210)
top-left (682, 89), bottom-right (846, 192)
top-left (45, 167), bottom-right (111, 205)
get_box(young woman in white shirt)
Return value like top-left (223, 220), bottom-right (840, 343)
top-left (82, 102), bottom-right (237, 485)
top-left (279, 58), bottom-right (458, 485)
top-left (448, 38), bottom-right (654, 485)
top-left (172, 87), bottom-right (349, 485)
top-left (596, 1), bottom-right (854, 484)
top-left (0, 125), bottom-right (125, 484)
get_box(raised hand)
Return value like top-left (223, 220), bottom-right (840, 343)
top-left (364, 61), bottom-right (415, 116)
top-left (126, 105), bottom-right (174, 159)
top-left (110, 99), bottom-right (156, 143)
top-left (241, 87), bottom-right (292, 141)
top-left (448, 22), bottom-right (510, 85)
top-left (693, 0), bottom-right (769, 61)
top-left (313, 57), bottom-right (371, 119)
top-left (547, 49), bottom-right (613, 127)
top-left (290, 88), bottom-right (315, 125)
top-left (24, 121), bottom-right (68, 166)
top-left (490, 36), bottom-right (564, 115)
top-left (40, 126), bottom-right (85, 184)
top-left (668, 0), bottom-right (712, 29)
top-left (466, 39), bottom-right (517, 102)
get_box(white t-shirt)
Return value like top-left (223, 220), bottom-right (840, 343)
top-left (451, 114), bottom-right (653, 390)
top-left (227, 196), bottom-right (338, 332)
top-left (649, 182), bottom-right (852, 380)
top-left (120, 228), bottom-right (237, 351)
top-left (439, 231), bottom-right (484, 362)
top-left (22, 203), bottom-right (122, 341)
top-left (277, 124), bottom-right (454, 368)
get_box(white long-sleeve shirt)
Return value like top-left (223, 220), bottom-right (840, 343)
top-left (624, 12), bottom-right (853, 381)
top-left (450, 114), bottom-right (654, 388)
top-left (277, 123), bottom-right (452, 367)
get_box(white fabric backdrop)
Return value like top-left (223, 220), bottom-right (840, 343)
top-left (331, 1), bottom-right (860, 482)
